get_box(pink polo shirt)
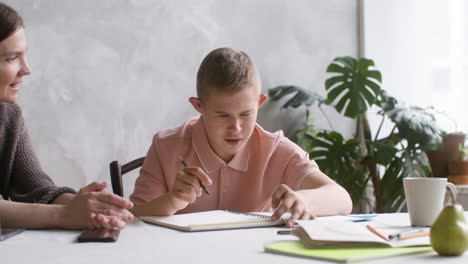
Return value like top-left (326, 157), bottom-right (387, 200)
top-left (130, 117), bottom-right (320, 213)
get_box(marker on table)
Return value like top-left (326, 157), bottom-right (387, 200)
top-left (179, 157), bottom-right (210, 195)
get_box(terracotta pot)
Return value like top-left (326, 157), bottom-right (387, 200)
top-left (448, 160), bottom-right (468, 175)
top-left (448, 160), bottom-right (468, 185)
top-left (426, 150), bottom-right (449, 178)
top-left (448, 175), bottom-right (468, 185)
top-left (426, 133), bottom-right (465, 178)
top-left (443, 133), bottom-right (465, 160)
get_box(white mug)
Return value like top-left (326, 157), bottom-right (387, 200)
top-left (403, 177), bottom-right (457, 227)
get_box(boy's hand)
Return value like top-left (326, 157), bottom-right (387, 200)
top-left (168, 167), bottom-right (212, 210)
top-left (271, 184), bottom-right (315, 227)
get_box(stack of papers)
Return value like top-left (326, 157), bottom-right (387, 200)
top-left (265, 215), bottom-right (433, 263)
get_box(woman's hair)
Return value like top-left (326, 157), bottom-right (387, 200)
top-left (0, 2), bottom-right (23, 42)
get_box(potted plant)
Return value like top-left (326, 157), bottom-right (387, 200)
top-left (447, 137), bottom-right (468, 185)
top-left (268, 56), bottom-right (442, 213)
top-left (426, 132), bottom-right (465, 178)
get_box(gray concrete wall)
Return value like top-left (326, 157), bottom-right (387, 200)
top-left (7, 0), bottom-right (357, 197)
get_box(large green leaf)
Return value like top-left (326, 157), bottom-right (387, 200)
top-left (302, 131), bottom-right (368, 205)
top-left (325, 57), bottom-right (382, 118)
top-left (378, 158), bottom-right (406, 213)
top-left (268, 85), bottom-right (325, 109)
top-left (375, 90), bottom-right (398, 112)
top-left (296, 118), bottom-right (317, 151)
top-left (379, 150), bottom-right (430, 212)
top-left (385, 105), bottom-right (442, 149)
top-left (366, 138), bottom-right (398, 166)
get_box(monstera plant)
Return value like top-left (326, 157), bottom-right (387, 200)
top-left (269, 57), bottom-right (442, 213)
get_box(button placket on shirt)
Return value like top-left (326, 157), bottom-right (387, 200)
top-left (218, 164), bottom-right (228, 209)
top-left (221, 165), bottom-right (229, 193)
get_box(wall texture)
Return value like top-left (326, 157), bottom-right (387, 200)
top-left (8, 0), bottom-right (357, 197)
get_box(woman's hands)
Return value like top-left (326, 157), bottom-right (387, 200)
top-left (57, 181), bottom-right (134, 229)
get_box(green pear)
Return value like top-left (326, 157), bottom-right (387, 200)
top-left (430, 201), bottom-right (468, 256)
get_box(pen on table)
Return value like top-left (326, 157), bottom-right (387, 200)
top-left (388, 229), bottom-right (429, 240)
top-left (366, 225), bottom-right (388, 241)
top-left (277, 229), bottom-right (293, 235)
top-left (277, 222), bottom-right (300, 235)
top-left (179, 158), bottom-right (210, 195)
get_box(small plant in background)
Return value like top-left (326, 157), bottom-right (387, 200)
top-left (446, 136), bottom-right (468, 185)
top-left (459, 140), bottom-right (468, 160)
top-left (269, 56), bottom-right (442, 213)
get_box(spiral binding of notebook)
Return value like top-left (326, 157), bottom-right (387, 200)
top-left (221, 209), bottom-right (271, 219)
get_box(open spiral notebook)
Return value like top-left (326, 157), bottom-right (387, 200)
top-left (139, 210), bottom-right (284, 231)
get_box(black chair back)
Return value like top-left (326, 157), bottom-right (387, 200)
top-left (109, 157), bottom-right (145, 197)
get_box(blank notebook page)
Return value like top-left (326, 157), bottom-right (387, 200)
top-left (152, 210), bottom-right (271, 227)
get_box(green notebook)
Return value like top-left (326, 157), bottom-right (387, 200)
top-left (264, 241), bottom-right (433, 263)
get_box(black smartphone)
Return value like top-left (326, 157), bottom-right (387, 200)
top-left (77, 228), bottom-right (120, 243)
top-left (0, 228), bottom-right (23, 241)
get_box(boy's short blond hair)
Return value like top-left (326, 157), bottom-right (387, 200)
top-left (196, 48), bottom-right (261, 101)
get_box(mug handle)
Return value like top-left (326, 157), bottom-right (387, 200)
top-left (445, 182), bottom-right (458, 205)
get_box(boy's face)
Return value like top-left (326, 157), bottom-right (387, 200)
top-left (190, 87), bottom-right (268, 163)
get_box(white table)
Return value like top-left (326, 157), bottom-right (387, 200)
top-left (1, 213), bottom-right (468, 264)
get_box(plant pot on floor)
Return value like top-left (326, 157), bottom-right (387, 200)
top-left (426, 132), bottom-right (465, 178)
top-left (448, 160), bottom-right (468, 185)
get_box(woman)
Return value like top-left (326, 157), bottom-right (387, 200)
top-left (0, 2), bottom-right (133, 229)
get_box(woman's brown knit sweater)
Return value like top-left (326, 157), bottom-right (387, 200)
top-left (0, 102), bottom-right (75, 203)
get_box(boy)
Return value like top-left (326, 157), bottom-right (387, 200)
top-left (131, 48), bottom-right (352, 224)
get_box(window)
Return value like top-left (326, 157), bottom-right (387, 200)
top-left (364, 0), bottom-right (468, 133)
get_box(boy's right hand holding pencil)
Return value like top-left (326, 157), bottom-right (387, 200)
top-left (167, 160), bottom-right (212, 210)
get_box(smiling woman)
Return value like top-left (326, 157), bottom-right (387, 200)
top-left (0, 26), bottom-right (31, 103)
top-left (0, 1), bottom-right (134, 230)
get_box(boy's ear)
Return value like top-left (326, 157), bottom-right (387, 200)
top-left (258, 93), bottom-right (268, 107)
top-left (189, 97), bottom-right (203, 113)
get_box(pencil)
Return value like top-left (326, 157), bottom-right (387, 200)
top-left (388, 228), bottom-right (427, 240)
top-left (366, 225), bottom-right (388, 241)
top-left (179, 157), bottom-right (210, 195)
top-left (398, 231), bottom-right (429, 240)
